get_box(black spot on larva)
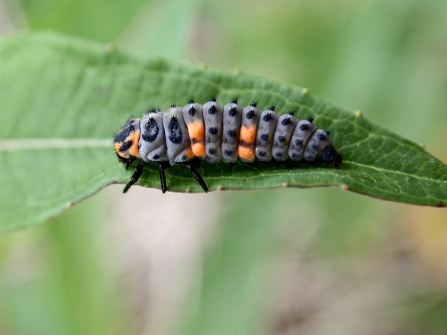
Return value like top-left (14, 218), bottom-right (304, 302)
top-left (142, 118), bottom-right (159, 142)
top-left (228, 107), bottom-right (237, 117)
top-left (209, 127), bottom-right (218, 135)
top-left (269, 105), bottom-right (275, 111)
top-left (250, 101), bottom-right (257, 107)
top-left (208, 104), bottom-right (216, 115)
top-left (263, 112), bottom-right (272, 122)
top-left (307, 117), bottom-right (314, 123)
top-left (317, 133), bottom-right (327, 141)
top-left (258, 151), bottom-right (266, 157)
top-left (305, 153), bottom-right (315, 160)
top-left (246, 109), bottom-right (255, 119)
top-left (148, 108), bottom-right (158, 113)
top-left (181, 155), bottom-right (187, 161)
top-left (278, 135), bottom-right (286, 143)
top-left (114, 131), bottom-right (128, 144)
top-left (210, 96), bottom-right (217, 102)
top-left (311, 143), bottom-right (319, 150)
top-left (291, 153), bottom-right (299, 159)
top-left (281, 117), bottom-right (290, 126)
top-left (325, 130), bottom-right (331, 135)
top-left (231, 97), bottom-right (238, 104)
top-left (227, 129), bottom-right (236, 137)
top-left (114, 122), bottom-right (133, 143)
top-left (208, 148), bottom-right (217, 155)
top-left (275, 151), bottom-right (282, 158)
top-left (170, 103), bottom-right (176, 108)
top-left (188, 98), bottom-right (194, 104)
top-left (260, 133), bottom-right (269, 141)
top-left (299, 123), bottom-right (309, 131)
top-left (152, 154), bottom-right (160, 160)
top-left (119, 140), bottom-right (132, 152)
top-left (295, 139), bottom-right (303, 146)
top-left (224, 149), bottom-right (233, 156)
top-left (168, 117), bottom-right (182, 144)
top-left (188, 106), bottom-right (195, 116)
top-left (287, 110), bottom-right (295, 116)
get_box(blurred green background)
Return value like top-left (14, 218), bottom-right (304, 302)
top-left (1, 0), bottom-right (447, 334)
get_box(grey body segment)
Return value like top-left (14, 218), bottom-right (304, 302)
top-left (238, 105), bottom-right (260, 163)
top-left (288, 119), bottom-right (317, 161)
top-left (139, 110), bottom-right (168, 162)
top-left (272, 114), bottom-right (299, 161)
top-left (255, 109), bottom-right (279, 162)
top-left (162, 107), bottom-right (192, 165)
top-left (203, 100), bottom-right (224, 163)
top-left (182, 102), bottom-right (206, 159)
top-left (221, 102), bottom-right (243, 163)
top-left (304, 129), bottom-right (333, 161)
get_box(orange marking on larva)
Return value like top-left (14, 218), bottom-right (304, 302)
top-left (187, 120), bottom-right (205, 143)
top-left (128, 130), bottom-right (141, 158)
top-left (192, 143), bottom-right (206, 158)
top-left (114, 142), bottom-right (126, 158)
top-left (237, 146), bottom-right (255, 161)
top-left (239, 125), bottom-right (257, 145)
top-left (184, 147), bottom-right (195, 159)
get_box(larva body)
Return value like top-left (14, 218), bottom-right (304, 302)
top-left (114, 98), bottom-right (342, 193)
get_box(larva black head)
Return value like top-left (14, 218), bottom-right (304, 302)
top-left (320, 146), bottom-right (342, 168)
top-left (114, 118), bottom-right (141, 160)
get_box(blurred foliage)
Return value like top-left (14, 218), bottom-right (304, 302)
top-left (1, 0), bottom-right (447, 334)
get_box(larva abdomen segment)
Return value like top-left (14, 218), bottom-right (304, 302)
top-left (272, 113), bottom-right (299, 161)
top-left (203, 100), bottom-right (224, 164)
top-left (256, 109), bottom-right (279, 162)
top-left (182, 102), bottom-right (206, 159)
top-left (288, 119), bottom-right (317, 161)
top-left (162, 107), bottom-right (194, 165)
top-left (238, 104), bottom-right (261, 163)
top-left (222, 102), bottom-right (243, 163)
top-left (305, 129), bottom-right (333, 162)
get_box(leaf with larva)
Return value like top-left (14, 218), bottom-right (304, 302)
top-left (0, 32), bottom-right (446, 233)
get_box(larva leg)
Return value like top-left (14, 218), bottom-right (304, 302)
top-left (124, 157), bottom-right (135, 169)
top-left (158, 161), bottom-right (170, 193)
top-left (123, 163), bottom-right (144, 193)
top-left (186, 158), bottom-right (208, 193)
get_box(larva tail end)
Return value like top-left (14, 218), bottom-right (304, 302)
top-left (321, 146), bottom-right (342, 168)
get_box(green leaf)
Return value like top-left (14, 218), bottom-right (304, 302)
top-left (0, 32), bottom-right (446, 232)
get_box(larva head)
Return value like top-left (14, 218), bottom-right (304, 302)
top-left (114, 118), bottom-right (142, 162)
